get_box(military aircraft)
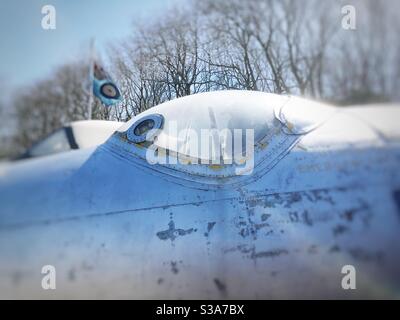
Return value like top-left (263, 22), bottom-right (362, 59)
top-left (0, 90), bottom-right (399, 299)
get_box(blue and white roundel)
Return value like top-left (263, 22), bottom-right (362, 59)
top-left (93, 79), bottom-right (122, 106)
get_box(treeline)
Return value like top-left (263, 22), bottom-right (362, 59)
top-left (9, 0), bottom-right (400, 153)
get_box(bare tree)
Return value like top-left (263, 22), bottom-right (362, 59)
top-left (13, 61), bottom-right (91, 149)
top-left (328, 0), bottom-right (400, 104)
top-left (9, 0), bottom-right (400, 155)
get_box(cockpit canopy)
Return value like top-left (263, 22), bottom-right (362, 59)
top-left (118, 91), bottom-right (334, 155)
top-left (110, 90), bottom-right (335, 182)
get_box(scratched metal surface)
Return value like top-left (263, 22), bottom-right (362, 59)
top-left (0, 92), bottom-right (400, 299)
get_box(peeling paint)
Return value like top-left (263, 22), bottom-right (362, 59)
top-left (252, 249), bottom-right (289, 259)
top-left (213, 278), bottom-right (227, 296)
top-left (156, 220), bottom-right (196, 241)
top-left (170, 261), bottom-right (179, 274)
top-left (204, 222), bottom-right (216, 237)
top-left (333, 224), bottom-right (348, 236)
top-left (348, 248), bottom-right (384, 263)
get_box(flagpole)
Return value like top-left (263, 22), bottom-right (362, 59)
top-left (87, 38), bottom-right (95, 120)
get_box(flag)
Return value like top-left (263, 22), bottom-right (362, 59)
top-left (92, 62), bottom-right (122, 106)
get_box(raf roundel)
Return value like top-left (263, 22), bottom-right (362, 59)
top-left (100, 82), bottom-right (121, 99)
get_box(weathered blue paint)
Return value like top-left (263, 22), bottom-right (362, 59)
top-left (0, 91), bottom-right (399, 299)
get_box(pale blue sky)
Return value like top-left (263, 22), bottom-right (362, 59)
top-left (0, 0), bottom-right (176, 100)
